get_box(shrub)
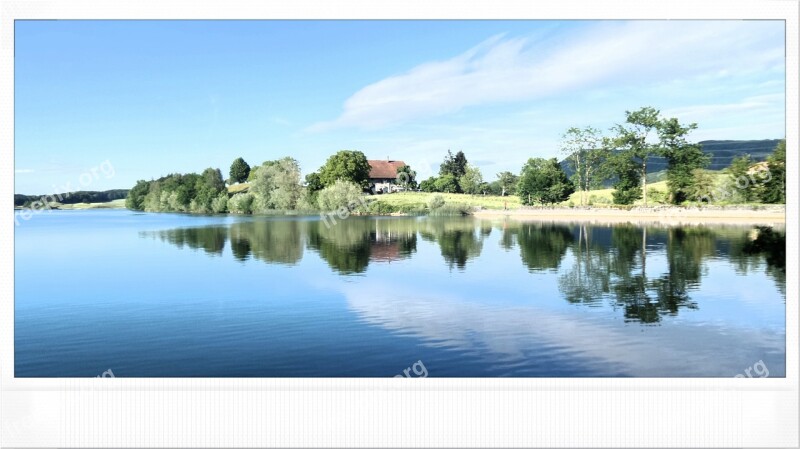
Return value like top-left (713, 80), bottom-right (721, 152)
top-left (647, 188), bottom-right (667, 204)
top-left (430, 202), bottom-right (472, 216)
top-left (367, 201), bottom-right (399, 215)
top-left (317, 179), bottom-right (367, 214)
top-left (428, 194), bottom-right (446, 210)
top-left (211, 192), bottom-right (229, 213)
top-left (228, 193), bottom-right (254, 214)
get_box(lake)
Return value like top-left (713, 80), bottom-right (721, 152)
top-left (14, 209), bottom-right (786, 377)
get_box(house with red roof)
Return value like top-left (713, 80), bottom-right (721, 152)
top-left (368, 159), bottom-right (406, 194)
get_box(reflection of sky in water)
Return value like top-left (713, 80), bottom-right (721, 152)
top-left (15, 210), bottom-right (785, 377)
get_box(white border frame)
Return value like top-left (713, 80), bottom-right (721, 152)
top-left (1, 1), bottom-right (797, 447)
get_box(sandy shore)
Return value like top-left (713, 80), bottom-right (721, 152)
top-left (473, 206), bottom-right (786, 226)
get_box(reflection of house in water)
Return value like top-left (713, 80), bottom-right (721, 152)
top-left (369, 220), bottom-right (417, 263)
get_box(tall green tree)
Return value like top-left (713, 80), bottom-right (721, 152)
top-left (396, 165), bottom-right (417, 189)
top-left (305, 172), bottom-right (324, 193)
top-left (559, 126), bottom-right (608, 206)
top-left (439, 149), bottom-right (469, 187)
top-left (318, 150), bottom-right (371, 189)
top-left (658, 117), bottom-right (709, 204)
top-left (434, 174), bottom-right (459, 193)
top-left (727, 154), bottom-right (756, 203)
top-left (761, 140), bottom-right (786, 203)
top-left (606, 152), bottom-right (643, 205)
top-left (459, 164), bottom-right (484, 194)
top-left (229, 157), bottom-right (251, 184)
top-left (516, 158), bottom-right (575, 206)
top-left (125, 180), bottom-right (150, 211)
top-left (192, 167), bottom-right (227, 213)
top-left (419, 176), bottom-right (437, 192)
top-left (690, 169), bottom-right (716, 203)
top-left (496, 171), bottom-right (519, 196)
top-left (613, 107), bottom-right (661, 206)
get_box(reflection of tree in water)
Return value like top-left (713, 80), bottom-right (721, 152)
top-left (515, 223), bottom-right (574, 272)
top-left (228, 220), bottom-right (305, 265)
top-left (306, 219), bottom-right (372, 274)
top-left (558, 224), bottom-right (612, 306)
top-left (729, 226), bottom-right (786, 297)
top-left (652, 227), bottom-right (713, 309)
top-left (609, 225), bottom-right (711, 323)
top-left (148, 220), bottom-right (306, 264)
top-left (549, 224), bottom-right (723, 324)
top-left (420, 218), bottom-right (484, 270)
top-left (152, 226), bottom-right (228, 255)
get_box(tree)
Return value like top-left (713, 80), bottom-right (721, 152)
top-left (434, 174), bottom-right (459, 193)
top-left (560, 126), bottom-right (607, 206)
top-left (496, 171), bottom-right (518, 196)
top-left (459, 164), bottom-right (484, 194)
top-left (396, 165), bottom-right (417, 190)
top-left (439, 149), bottom-right (468, 185)
top-left (229, 157), bottom-right (251, 184)
top-left (305, 172), bottom-right (324, 193)
top-left (658, 117), bottom-right (709, 204)
top-left (690, 169), bottom-right (716, 203)
top-left (613, 107), bottom-right (662, 206)
top-left (761, 140), bottom-right (785, 204)
top-left (316, 179), bottom-right (365, 213)
top-left (606, 152), bottom-right (642, 205)
top-left (516, 158), bottom-right (575, 206)
top-left (727, 154), bottom-right (756, 203)
top-left (318, 150), bottom-right (371, 189)
top-left (419, 176), bottom-right (437, 192)
top-left (250, 157), bottom-right (303, 211)
top-left (125, 180), bottom-right (150, 211)
top-left (192, 167), bottom-right (227, 213)
top-left (452, 151), bottom-right (468, 177)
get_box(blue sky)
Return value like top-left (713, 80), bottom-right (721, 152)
top-left (15, 20), bottom-right (785, 194)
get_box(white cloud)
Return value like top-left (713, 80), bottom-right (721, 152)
top-left (15, 168), bottom-right (35, 174)
top-left (310, 21), bottom-right (784, 131)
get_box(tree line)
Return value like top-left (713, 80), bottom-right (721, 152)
top-left (126, 105), bottom-right (786, 213)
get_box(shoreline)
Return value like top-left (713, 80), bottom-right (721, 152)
top-left (14, 204), bottom-right (787, 226)
top-left (472, 206), bottom-right (786, 225)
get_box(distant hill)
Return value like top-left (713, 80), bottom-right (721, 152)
top-left (561, 139), bottom-right (783, 178)
top-left (650, 139), bottom-right (782, 172)
top-left (14, 189), bottom-right (129, 207)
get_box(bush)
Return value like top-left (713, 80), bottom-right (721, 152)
top-left (228, 193), bottom-right (254, 214)
top-left (397, 203), bottom-right (427, 214)
top-left (211, 192), bottom-right (229, 213)
top-left (295, 189), bottom-right (319, 212)
top-left (429, 202), bottom-right (472, 216)
top-left (428, 194), bottom-right (446, 210)
top-left (317, 179), bottom-right (367, 213)
top-left (647, 188), bottom-right (667, 204)
top-left (367, 201), bottom-right (399, 215)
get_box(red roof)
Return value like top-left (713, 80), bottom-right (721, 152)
top-left (368, 160), bottom-right (406, 179)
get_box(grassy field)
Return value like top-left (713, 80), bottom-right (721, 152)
top-left (227, 183), bottom-right (251, 194)
top-left (55, 199), bottom-right (128, 210)
top-left (371, 191), bottom-right (523, 210)
top-left (222, 171), bottom-right (733, 212)
top-left (371, 173), bottom-right (733, 210)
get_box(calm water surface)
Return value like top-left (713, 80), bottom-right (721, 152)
top-left (15, 209), bottom-right (786, 377)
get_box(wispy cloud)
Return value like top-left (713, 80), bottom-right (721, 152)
top-left (15, 168), bottom-right (35, 174)
top-left (309, 21), bottom-right (784, 131)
